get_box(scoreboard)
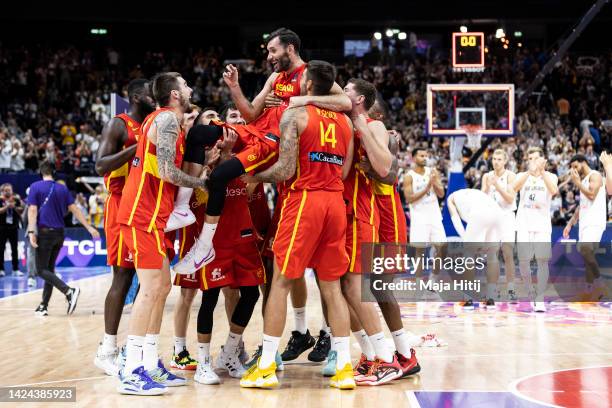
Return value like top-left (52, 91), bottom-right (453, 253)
top-left (452, 32), bottom-right (485, 72)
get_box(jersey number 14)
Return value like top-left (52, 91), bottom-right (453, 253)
top-left (319, 122), bottom-right (337, 148)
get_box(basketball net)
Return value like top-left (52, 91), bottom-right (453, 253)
top-left (462, 124), bottom-right (483, 150)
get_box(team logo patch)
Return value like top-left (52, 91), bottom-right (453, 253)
top-left (309, 151), bottom-right (344, 166)
top-left (210, 268), bottom-right (225, 282)
top-left (247, 154), bottom-right (257, 162)
top-left (131, 157), bottom-right (140, 167)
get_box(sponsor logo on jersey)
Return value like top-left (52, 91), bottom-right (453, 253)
top-left (309, 151), bottom-right (344, 166)
top-left (131, 157), bottom-right (140, 167)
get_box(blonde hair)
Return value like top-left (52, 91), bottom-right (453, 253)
top-left (492, 149), bottom-right (509, 160)
top-left (527, 146), bottom-right (543, 157)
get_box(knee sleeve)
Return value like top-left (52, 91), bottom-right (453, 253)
top-left (206, 158), bottom-right (245, 216)
top-left (230, 286), bottom-right (260, 328)
top-left (197, 287), bottom-right (221, 334)
top-left (183, 124), bottom-right (224, 164)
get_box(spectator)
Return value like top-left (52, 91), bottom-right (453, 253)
top-left (0, 131), bottom-right (11, 173)
top-left (10, 139), bottom-right (25, 172)
top-left (24, 140), bottom-right (39, 173)
top-left (72, 193), bottom-right (88, 227)
top-left (88, 185), bottom-right (105, 229)
top-left (0, 183), bottom-right (24, 277)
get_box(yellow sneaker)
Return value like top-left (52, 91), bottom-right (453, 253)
top-left (330, 363), bottom-right (356, 390)
top-left (240, 358), bottom-right (278, 388)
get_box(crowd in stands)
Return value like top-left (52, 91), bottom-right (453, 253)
top-left (0, 42), bottom-right (610, 225)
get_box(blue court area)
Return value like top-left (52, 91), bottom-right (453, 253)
top-left (0, 265), bottom-right (109, 299)
top-left (414, 391), bottom-right (549, 408)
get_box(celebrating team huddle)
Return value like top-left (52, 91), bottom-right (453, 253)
top-left (91, 27), bottom-right (610, 397)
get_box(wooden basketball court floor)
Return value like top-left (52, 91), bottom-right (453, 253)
top-left (1, 268), bottom-right (611, 408)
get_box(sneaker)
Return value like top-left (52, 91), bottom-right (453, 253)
top-left (66, 287), bottom-right (80, 315)
top-left (117, 366), bottom-right (167, 395)
top-left (462, 299), bottom-right (475, 310)
top-left (0, 270), bottom-right (5, 277)
top-left (216, 345), bottom-right (246, 378)
top-left (322, 350), bottom-right (337, 377)
top-left (281, 330), bottom-right (316, 361)
top-left (28, 277), bottom-right (36, 287)
top-left (396, 349), bottom-right (421, 378)
top-left (147, 359), bottom-right (187, 387)
top-left (330, 363), bottom-right (355, 390)
top-left (94, 343), bottom-right (119, 376)
top-left (115, 346), bottom-right (126, 376)
top-left (170, 348), bottom-right (198, 370)
top-left (238, 340), bottom-right (249, 365)
top-left (172, 238), bottom-right (215, 275)
top-left (194, 357), bottom-right (220, 385)
top-left (507, 290), bottom-right (518, 302)
top-left (244, 345), bottom-right (284, 371)
top-left (356, 356), bottom-right (403, 386)
top-left (532, 301), bottom-right (547, 312)
top-left (164, 206), bottom-right (196, 232)
top-left (239, 358), bottom-right (278, 388)
top-left (308, 330), bottom-right (331, 362)
top-left (353, 354), bottom-right (375, 381)
top-left (13, 270), bottom-right (24, 277)
top-left (485, 298), bottom-right (496, 310)
top-left (34, 303), bottom-right (48, 316)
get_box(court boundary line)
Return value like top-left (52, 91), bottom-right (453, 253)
top-left (508, 364), bottom-right (612, 408)
top-left (405, 391), bottom-right (422, 407)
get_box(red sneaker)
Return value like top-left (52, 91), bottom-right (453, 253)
top-left (396, 349), bottom-right (421, 378)
top-left (356, 355), bottom-right (403, 386)
top-left (353, 353), bottom-right (374, 381)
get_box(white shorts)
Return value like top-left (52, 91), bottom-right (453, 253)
top-left (517, 230), bottom-right (551, 261)
top-left (500, 211), bottom-right (516, 243)
top-left (410, 221), bottom-right (447, 247)
top-left (579, 225), bottom-right (605, 243)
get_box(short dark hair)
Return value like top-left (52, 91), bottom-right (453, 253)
top-left (368, 96), bottom-right (389, 121)
top-left (348, 78), bottom-right (377, 110)
top-left (306, 60), bottom-right (336, 96)
top-left (127, 79), bottom-right (148, 101)
top-left (221, 102), bottom-right (238, 121)
top-left (267, 28), bottom-right (301, 54)
top-left (412, 147), bottom-right (427, 157)
top-left (151, 72), bottom-right (181, 107)
top-left (569, 154), bottom-right (588, 166)
top-left (39, 160), bottom-right (54, 176)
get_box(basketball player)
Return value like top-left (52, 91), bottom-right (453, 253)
top-left (481, 149), bottom-right (517, 301)
top-left (513, 147), bottom-right (559, 313)
top-left (600, 151), bottom-right (612, 194)
top-left (93, 79), bottom-right (155, 376)
top-left (239, 60), bottom-right (357, 389)
top-left (115, 72), bottom-right (209, 395)
top-left (402, 147), bottom-right (446, 288)
top-left (172, 28), bottom-right (352, 275)
top-left (563, 154), bottom-right (606, 299)
top-left (447, 188), bottom-right (505, 307)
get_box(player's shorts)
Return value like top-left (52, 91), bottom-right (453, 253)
top-left (200, 241), bottom-right (266, 290)
top-left (346, 214), bottom-right (379, 274)
top-left (579, 225), bottom-right (605, 243)
top-left (409, 221), bottom-right (447, 248)
top-left (464, 209), bottom-right (502, 250)
top-left (261, 192), bottom-right (285, 259)
top-left (120, 225), bottom-right (170, 269)
top-left (229, 125), bottom-right (279, 174)
top-left (500, 211), bottom-right (517, 243)
top-left (104, 192), bottom-right (134, 268)
top-left (517, 230), bottom-right (552, 261)
top-left (376, 193), bottom-right (408, 244)
top-left (173, 270), bottom-right (201, 289)
top-left (274, 190), bottom-right (348, 281)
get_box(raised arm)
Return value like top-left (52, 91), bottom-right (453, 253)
top-left (577, 171), bottom-right (603, 201)
top-left (402, 173), bottom-right (431, 203)
top-left (251, 107), bottom-right (305, 183)
top-left (353, 116), bottom-right (392, 177)
top-left (542, 171), bottom-right (559, 196)
top-left (512, 172), bottom-right (530, 193)
top-left (154, 111), bottom-right (208, 189)
top-left (223, 64), bottom-right (277, 123)
top-left (95, 117), bottom-right (137, 176)
top-left (289, 81), bottom-right (352, 112)
top-left (364, 133), bottom-right (399, 185)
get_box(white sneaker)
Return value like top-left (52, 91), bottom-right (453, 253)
top-left (94, 343), bottom-right (119, 376)
top-left (164, 206), bottom-right (196, 232)
top-left (172, 238), bottom-right (215, 275)
top-left (13, 270), bottom-right (24, 277)
top-left (238, 341), bottom-right (249, 365)
top-left (532, 302), bottom-right (547, 312)
top-left (28, 277), bottom-right (36, 287)
top-left (216, 346), bottom-right (246, 378)
top-left (194, 358), bottom-right (221, 385)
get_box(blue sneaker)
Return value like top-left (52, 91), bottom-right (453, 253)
top-left (147, 359), bottom-right (187, 387)
top-left (117, 366), bottom-right (167, 395)
top-left (321, 350), bottom-right (337, 377)
top-left (114, 346), bottom-right (126, 377)
top-left (275, 351), bottom-right (285, 371)
top-left (245, 345), bottom-right (284, 371)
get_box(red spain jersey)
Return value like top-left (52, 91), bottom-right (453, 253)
top-left (373, 181), bottom-right (408, 244)
top-left (103, 113), bottom-right (141, 195)
top-left (247, 183), bottom-right (271, 235)
top-left (343, 118), bottom-right (380, 226)
top-left (285, 106), bottom-right (352, 192)
top-left (117, 108), bottom-right (185, 232)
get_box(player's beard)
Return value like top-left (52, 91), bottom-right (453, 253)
top-left (141, 100), bottom-right (156, 116)
top-left (179, 93), bottom-right (191, 112)
top-left (276, 52), bottom-right (291, 72)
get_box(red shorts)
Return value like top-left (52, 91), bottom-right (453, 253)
top-left (261, 193), bottom-right (284, 259)
top-left (120, 225), bottom-right (173, 270)
top-left (376, 193), bottom-right (408, 244)
top-left (346, 215), bottom-right (379, 273)
top-left (273, 190), bottom-right (348, 281)
top-left (104, 193), bottom-right (134, 268)
top-left (200, 241), bottom-right (265, 290)
top-left (231, 126), bottom-right (279, 174)
top-left (173, 269), bottom-right (201, 289)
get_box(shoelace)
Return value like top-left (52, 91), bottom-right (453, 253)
top-left (365, 359), bottom-right (382, 377)
top-left (314, 334), bottom-right (330, 351)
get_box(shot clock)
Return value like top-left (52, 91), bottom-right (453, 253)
top-left (452, 32), bottom-right (485, 72)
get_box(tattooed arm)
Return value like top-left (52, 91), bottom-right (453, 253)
top-left (288, 81), bottom-right (352, 112)
top-left (252, 107), bottom-right (305, 183)
top-left (154, 111), bottom-right (207, 189)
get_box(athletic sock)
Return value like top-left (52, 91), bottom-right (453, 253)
top-left (352, 329), bottom-right (375, 361)
top-left (174, 187), bottom-right (193, 209)
top-left (225, 331), bottom-right (242, 352)
top-left (294, 307), bottom-right (307, 335)
top-left (143, 334), bottom-right (160, 372)
top-left (260, 334), bottom-right (280, 368)
top-left (369, 332), bottom-right (393, 363)
top-left (333, 337), bottom-right (351, 369)
top-left (125, 335), bottom-right (144, 374)
top-left (391, 329), bottom-right (412, 358)
top-left (102, 333), bottom-right (117, 352)
top-left (174, 336), bottom-right (186, 355)
top-left (198, 342), bottom-right (210, 364)
top-left (198, 223), bottom-right (218, 246)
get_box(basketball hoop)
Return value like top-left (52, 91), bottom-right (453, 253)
top-left (461, 125), bottom-right (483, 149)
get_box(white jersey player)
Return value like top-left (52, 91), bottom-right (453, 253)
top-left (513, 147), bottom-right (559, 312)
top-left (600, 151), bottom-right (612, 195)
top-left (403, 147), bottom-right (446, 282)
top-left (481, 149), bottom-right (518, 301)
top-left (563, 154), bottom-right (606, 300)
